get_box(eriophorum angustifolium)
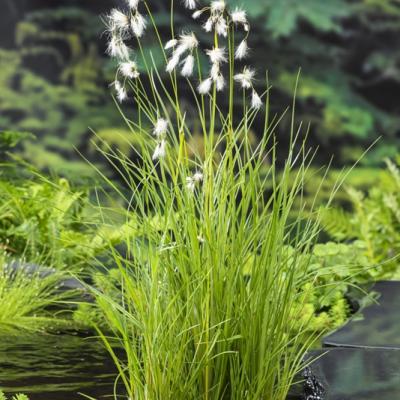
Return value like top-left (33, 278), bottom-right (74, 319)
top-left (95, 1), bottom-right (329, 400)
top-left (105, 0), bottom-right (262, 163)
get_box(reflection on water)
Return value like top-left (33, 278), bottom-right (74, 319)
top-left (0, 333), bottom-right (121, 399)
top-left (310, 348), bottom-right (400, 399)
top-left (324, 281), bottom-right (400, 349)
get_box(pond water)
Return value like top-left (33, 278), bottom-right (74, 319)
top-left (0, 332), bottom-right (121, 399)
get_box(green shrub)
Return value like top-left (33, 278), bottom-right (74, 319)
top-left (322, 157), bottom-right (400, 279)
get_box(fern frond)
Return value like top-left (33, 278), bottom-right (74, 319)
top-left (320, 207), bottom-right (357, 240)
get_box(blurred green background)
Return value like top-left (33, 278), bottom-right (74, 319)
top-left (1, 0), bottom-right (400, 179)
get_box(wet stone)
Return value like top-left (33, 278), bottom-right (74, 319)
top-left (323, 281), bottom-right (400, 349)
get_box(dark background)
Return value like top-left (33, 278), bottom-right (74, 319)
top-left (1, 0), bottom-right (400, 179)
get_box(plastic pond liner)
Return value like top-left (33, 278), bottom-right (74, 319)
top-left (288, 348), bottom-right (400, 400)
top-left (0, 333), bottom-right (121, 399)
top-left (323, 281), bottom-right (400, 349)
top-left (288, 280), bottom-right (400, 399)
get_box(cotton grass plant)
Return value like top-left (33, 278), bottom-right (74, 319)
top-left (92, 1), bottom-right (330, 399)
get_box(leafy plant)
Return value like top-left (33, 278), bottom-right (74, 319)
top-left (0, 391), bottom-right (29, 400)
top-left (322, 157), bottom-right (400, 279)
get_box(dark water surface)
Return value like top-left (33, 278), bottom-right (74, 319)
top-left (0, 333), bottom-right (120, 399)
top-left (324, 281), bottom-right (400, 349)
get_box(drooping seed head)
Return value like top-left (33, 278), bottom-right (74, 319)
top-left (206, 47), bottom-right (227, 64)
top-left (192, 10), bottom-right (204, 19)
top-left (131, 12), bottom-right (147, 37)
top-left (166, 54), bottom-right (181, 73)
top-left (127, 0), bottom-right (140, 10)
top-left (198, 78), bottom-right (213, 95)
top-left (231, 8), bottom-right (247, 25)
top-left (216, 74), bottom-right (225, 91)
top-left (215, 16), bottom-right (228, 37)
top-left (235, 39), bottom-right (249, 60)
top-left (119, 61), bottom-right (140, 79)
top-left (165, 39), bottom-right (178, 50)
top-left (152, 139), bottom-right (167, 160)
top-left (211, 0), bottom-right (226, 13)
top-left (183, 0), bottom-right (197, 10)
top-left (109, 9), bottom-right (130, 32)
top-left (179, 32), bottom-right (199, 51)
top-left (107, 36), bottom-right (130, 60)
top-left (234, 66), bottom-right (256, 89)
top-left (193, 172), bottom-right (203, 182)
top-left (181, 55), bottom-right (195, 77)
top-left (153, 118), bottom-right (169, 138)
top-left (251, 90), bottom-right (263, 109)
top-left (203, 18), bottom-right (214, 32)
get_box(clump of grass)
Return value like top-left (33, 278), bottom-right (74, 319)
top-left (90, 1), bottom-right (335, 399)
top-left (0, 254), bottom-right (70, 332)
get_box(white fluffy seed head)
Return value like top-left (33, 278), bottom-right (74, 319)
top-left (179, 32), bottom-right (199, 51)
top-left (211, 1), bottom-right (226, 13)
top-left (198, 78), bottom-right (213, 95)
top-left (251, 90), bottom-right (263, 109)
top-left (127, 0), bottom-right (140, 10)
top-left (114, 80), bottom-right (122, 91)
top-left (203, 18), bottom-right (213, 32)
top-left (114, 82), bottom-right (127, 102)
top-left (231, 8), bottom-right (247, 25)
top-left (153, 118), bottom-right (168, 137)
top-left (186, 177), bottom-right (196, 192)
top-left (109, 9), bottom-right (130, 31)
top-left (119, 61), bottom-right (140, 79)
top-left (181, 55), bottom-right (195, 77)
top-left (235, 39), bottom-right (249, 60)
top-left (206, 47), bottom-right (227, 64)
top-left (193, 172), bottom-right (203, 182)
top-left (165, 39), bottom-right (178, 50)
top-left (166, 54), bottom-right (181, 73)
top-left (192, 10), bottom-right (203, 19)
top-left (131, 12), bottom-right (147, 37)
top-left (234, 67), bottom-right (255, 89)
top-left (215, 17), bottom-right (228, 37)
top-left (210, 63), bottom-right (220, 81)
top-left (186, 172), bottom-right (203, 191)
top-left (107, 36), bottom-right (130, 60)
top-left (152, 139), bottom-right (167, 160)
top-left (183, 0), bottom-right (197, 9)
top-left (216, 74), bottom-right (225, 91)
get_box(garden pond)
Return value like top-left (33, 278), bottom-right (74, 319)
top-left (0, 333), bottom-right (120, 399)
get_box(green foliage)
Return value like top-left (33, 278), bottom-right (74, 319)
top-left (0, 172), bottom-right (131, 272)
top-left (0, 253), bottom-right (70, 332)
top-left (0, 391), bottom-right (29, 400)
top-left (229, 0), bottom-right (351, 38)
top-left (0, 7), bottom-right (127, 179)
top-left (2, 1), bottom-right (400, 170)
top-left (322, 157), bottom-right (400, 279)
top-left (295, 241), bottom-right (371, 334)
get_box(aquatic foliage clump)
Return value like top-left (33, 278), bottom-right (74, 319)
top-left (0, 254), bottom-right (70, 332)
